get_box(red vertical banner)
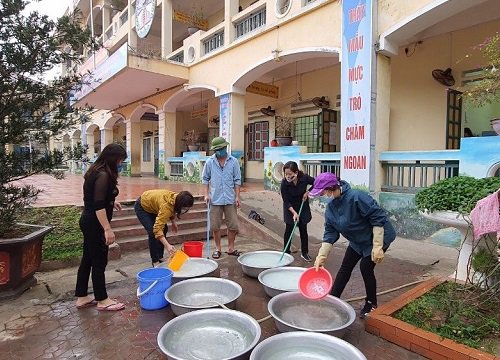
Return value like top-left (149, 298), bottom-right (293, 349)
top-left (22, 241), bottom-right (41, 278)
top-left (0, 252), bottom-right (10, 285)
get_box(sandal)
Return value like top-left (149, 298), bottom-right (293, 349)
top-left (212, 250), bottom-right (222, 259)
top-left (76, 299), bottom-right (97, 309)
top-left (226, 250), bottom-right (242, 256)
top-left (97, 302), bottom-right (125, 311)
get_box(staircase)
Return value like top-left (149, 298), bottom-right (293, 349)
top-left (111, 196), bottom-right (226, 253)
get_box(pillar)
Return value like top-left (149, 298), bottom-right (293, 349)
top-left (86, 132), bottom-right (95, 161)
top-left (161, 0), bottom-right (173, 58)
top-left (224, 0), bottom-right (239, 46)
top-left (220, 92), bottom-right (245, 179)
top-left (125, 120), bottom-right (141, 176)
top-left (101, 128), bottom-right (113, 151)
top-left (374, 53), bottom-right (391, 193)
top-left (102, 5), bottom-right (111, 34)
top-left (128, 0), bottom-right (137, 49)
top-left (158, 111), bottom-right (177, 178)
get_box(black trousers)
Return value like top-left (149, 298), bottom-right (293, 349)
top-left (75, 215), bottom-right (109, 301)
top-left (283, 221), bottom-right (309, 255)
top-left (134, 198), bottom-right (166, 263)
top-left (331, 246), bottom-right (378, 305)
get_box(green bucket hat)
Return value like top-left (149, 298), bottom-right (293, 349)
top-left (210, 137), bottom-right (229, 151)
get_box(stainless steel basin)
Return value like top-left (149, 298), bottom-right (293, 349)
top-left (258, 267), bottom-right (306, 297)
top-left (157, 309), bottom-right (261, 360)
top-left (249, 331), bottom-right (367, 360)
top-left (268, 292), bottom-right (356, 338)
top-left (237, 250), bottom-right (294, 278)
top-left (165, 277), bottom-right (242, 316)
top-left (171, 258), bottom-right (218, 283)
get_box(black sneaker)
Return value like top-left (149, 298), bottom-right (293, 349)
top-left (301, 253), bottom-right (312, 262)
top-left (360, 301), bottom-right (377, 319)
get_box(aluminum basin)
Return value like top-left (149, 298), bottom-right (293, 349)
top-left (268, 292), bottom-right (356, 338)
top-left (165, 277), bottom-right (242, 316)
top-left (237, 250), bottom-right (294, 278)
top-left (249, 331), bottom-right (367, 360)
top-left (258, 267), bottom-right (306, 297)
top-left (157, 309), bottom-right (261, 360)
top-left (171, 258), bottom-right (218, 284)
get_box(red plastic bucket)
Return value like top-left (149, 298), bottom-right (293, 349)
top-left (182, 241), bottom-right (203, 257)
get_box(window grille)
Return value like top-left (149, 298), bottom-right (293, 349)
top-left (235, 8), bottom-right (266, 38)
top-left (293, 115), bottom-right (321, 153)
top-left (142, 138), bottom-right (151, 162)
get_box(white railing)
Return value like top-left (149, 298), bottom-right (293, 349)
top-left (235, 7), bottom-right (266, 39)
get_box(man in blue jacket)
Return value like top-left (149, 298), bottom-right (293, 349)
top-left (310, 173), bottom-right (396, 318)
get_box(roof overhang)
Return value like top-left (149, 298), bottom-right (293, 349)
top-left (73, 43), bottom-right (189, 110)
top-left (378, 0), bottom-right (493, 56)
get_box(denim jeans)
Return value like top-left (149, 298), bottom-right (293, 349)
top-left (134, 197), bottom-right (167, 263)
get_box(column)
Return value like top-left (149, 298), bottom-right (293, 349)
top-left (128, 0), bottom-right (137, 49)
top-left (158, 111), bottom-right (177, 178)
top-left (86, 132), bottom-right (95, 161)
top-left (102, 5), bottom-right (111, 34)
top-left (374, 54), bottom-right (391, 193)
top-left (101, 128), bottom-right (114, 151)
top-left (224, 0), bottom-right (239, 46)
top-left (161, 0), bottom-right (173, 58)
top-left (220, 92), bottom-right (245, 179)
top-left (125, 120), bottom-right (141, 176)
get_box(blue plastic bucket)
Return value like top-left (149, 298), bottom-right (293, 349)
top-left (136, 268), bottom-right (173, 310)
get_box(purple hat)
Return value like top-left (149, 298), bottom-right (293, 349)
top-left (309, 173), bottom-right (339, 197)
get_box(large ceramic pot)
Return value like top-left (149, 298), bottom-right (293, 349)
top-left (0, 224), bottom-right (52, 299)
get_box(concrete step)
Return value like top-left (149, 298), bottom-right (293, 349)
top-left (114, 200), bottom-right (207, 217)
top-left (111, 209), bottom-right (208, 227)
top-left (113, 218), bottom-right (208, 238)
top-left (117, 226), bottom-right (227, 251)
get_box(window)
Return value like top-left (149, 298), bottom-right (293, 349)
top-left (143, 137), bottom-right (151, 162)
top-left (247, 121), bottom-right (269, 161)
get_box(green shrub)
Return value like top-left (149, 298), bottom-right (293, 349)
top-left (414, 176), bottom-right (500, 214)
top-left (19, 206), bottom-right (82, 261)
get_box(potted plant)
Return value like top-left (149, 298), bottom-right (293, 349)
top-left (187, 6), bottom-right (206, 35)
top-left (182, 129), bottom-right (200, 151)
top-left (0, 3), bottom-right (94, 298)
top-left (275, 115), bottom-right (294, 146)
top-left (415, 175), bottom-right (500, 281)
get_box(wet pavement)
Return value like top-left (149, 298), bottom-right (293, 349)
top-left (0, 174), bottom-right (458, 359)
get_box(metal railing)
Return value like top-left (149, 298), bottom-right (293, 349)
top-left (235, 8), bottom-right (266, 39)
top-left (169, 51), bottom-right (184, 63)
top-left (381, 160), bottom-right (459, 193)
top-left (303, 160), bottom-right (341, 178)
top-left (170, 162), bottom-right (183, 177)
top-left (120, 10), bottom-right (128, 26)
top-left (203, 32), bottom-right (224, 55)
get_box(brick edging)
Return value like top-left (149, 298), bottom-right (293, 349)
top-left (366, 277), bottom-right (498, 360)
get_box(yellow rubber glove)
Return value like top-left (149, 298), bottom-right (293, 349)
top-left (371, 226), bottom-right (385, 264)
top-left (314, 242), bottom-right (333, 271)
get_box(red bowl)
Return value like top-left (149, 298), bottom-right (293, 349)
top-left (298, 267), bottom-right (333, 300)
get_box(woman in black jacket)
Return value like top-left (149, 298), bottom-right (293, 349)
top-left (280, 161), bottom-right (315, 261)
top-left (75, 144), bottom-right (127, 311)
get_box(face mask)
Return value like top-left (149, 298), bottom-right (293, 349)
top-left (285, 175), bottom-right (296, 182)
top-left (215, 148), bottom-right (227, 158)
top-left (117, 164), bottom-right (124, 173)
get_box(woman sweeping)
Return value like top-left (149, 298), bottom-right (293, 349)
top-left (280, 161), bottom-right (315, 261)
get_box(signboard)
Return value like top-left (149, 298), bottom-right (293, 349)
top-left (340, 0), bottom-right (373, 191)
top-left (246, 81), bottom-right (279, 99)
top-left (191, 107), bottom-right (208, 119)
top-left (136, 0), bottom-right (156, 38)
top-left (72, 42), bottom-right (128, 103)
top-left (219, 94), bottom-right (231, 147)
top-left (173, 9), bottom-right (209, 31)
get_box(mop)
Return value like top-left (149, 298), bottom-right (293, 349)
top-left (206, 202), bottom-right (211, 259)
top-left (278, 200), bottom-right (305, 263)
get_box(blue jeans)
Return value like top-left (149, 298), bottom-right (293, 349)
top-left (134, 197), bottom-right (167, 263)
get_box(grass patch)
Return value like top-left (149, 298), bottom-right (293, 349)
top-left (19, 206), bottom-right (83, 261)
top-left (394, 281), bottom-right (500, 354)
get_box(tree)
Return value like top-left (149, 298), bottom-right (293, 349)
top-left (0, 0), bottom-right (95, 236)
top-left (461, 33), bottom-right (500, 107)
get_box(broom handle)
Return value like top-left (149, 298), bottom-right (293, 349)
top-left (279, 200), bottom-right (305, 262)
top-left (206, 202), bottom-right (210, 259)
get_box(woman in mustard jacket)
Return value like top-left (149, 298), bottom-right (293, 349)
top-left (134, 190), bottom-right (194, 266)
